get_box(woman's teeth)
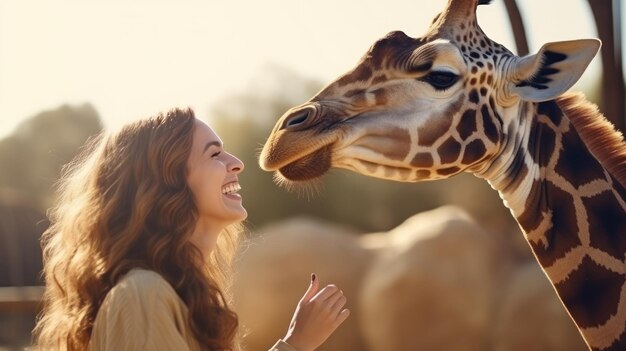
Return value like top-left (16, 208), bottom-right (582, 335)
top-left (222, 183), bottom-right (241, 195)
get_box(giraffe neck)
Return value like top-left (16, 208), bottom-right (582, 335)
top-left (477, 96), bottom-right (626, 350)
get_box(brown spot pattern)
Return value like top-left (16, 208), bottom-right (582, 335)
top-left (583, 191), bottom-right (626, 261)
top-left (411, 152), bottom-right (434, 168)
top-left (415, 169), bottom-right (431, 179)
top-left (457, 109), bottom-right (477, 139)
top-left (418, 117), bottom-right (453, 146)
top-left (337, 65), bottom-right (373, 87)
top-left (528, 121), bottom-right (557, 168)
top-left (537, 100), bottom-right (563, 127)
top-left (462, 139), bottom-right (487, 165)
top-left (604, 329), bottom-right (626, 350)
top-left (372, 74), bottom-right (387, 85)
top-left (481, 105), bottom-right (499, 143)
top-left (438, 137), bottom-right (462, 164)
top-left (529, 181), bottom-right (582, 268)
top-left (379, 127), bottom-right (411, 161)
top-left (417, 94), bottom-right (464, 146)
top-left (556, 256), bottom-right (625, 328)
top-left (517, 180), bottom-right (546, 232)
top-left (555, 127), bottom-right (606, 188)
top-left (372, 88), bottom-right (388, 106)
top-left (437, 166), bottom-right (460, 176)
top-left (345, 89), bottom-right (365, 98)
top-left (469, 89), bottom-right (480, 104)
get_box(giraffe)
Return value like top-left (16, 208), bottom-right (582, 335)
top-left (258, 0), bottom-right (626, 350)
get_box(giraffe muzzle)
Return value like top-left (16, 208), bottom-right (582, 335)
top-left (277, 144), bottom-right (333, 181)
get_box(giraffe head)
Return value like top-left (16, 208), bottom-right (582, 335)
top-left (259, 0), bottom-right (600, 184)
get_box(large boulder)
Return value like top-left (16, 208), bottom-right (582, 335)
top-left (491, 261), bottom-right (588, 351)
top-left (358, 206), bottom-right (514, 351)
top-left (233, 206), bottom-right (587, 351)
top-left (232, 217), bottom-right (373, 351)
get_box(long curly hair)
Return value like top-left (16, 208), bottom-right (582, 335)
top-left (33, 108), bottom-right (241, 350)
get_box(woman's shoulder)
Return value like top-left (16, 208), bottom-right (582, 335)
top-left (91, 270), bottom-right (197, 350)
top-left (121, 268), bottom-right (171, 287)
top-left (106, 269), bottom-right (180, 306)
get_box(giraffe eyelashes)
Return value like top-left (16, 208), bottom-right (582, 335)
top-left (421, 71), bottom-right (459, 90)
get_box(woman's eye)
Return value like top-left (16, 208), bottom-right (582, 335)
top-left (211, 151), bottom-right (221, 158)
top-left (422, 71), bottom-right (459, 90)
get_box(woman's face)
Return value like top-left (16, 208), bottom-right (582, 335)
top-left (186, 119), bottom-right (247, 249)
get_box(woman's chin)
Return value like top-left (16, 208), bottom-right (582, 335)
top-left (225, 204), bottom-right (248, 224)
top-left (234, 207), bottom-right (248, 222)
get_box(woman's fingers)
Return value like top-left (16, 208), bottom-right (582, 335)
top-left (282, 275), bottom-right (350, 351)
top-left (311, 285), bottom-right (348, 320)
top-left (329, 293), bottom-right (347, 315)
top-left (335, 308), bottom-right (350, 326)
top-left (311, 284), bottom-right (339, 302)
top-left (300, 273), bottom-right (320, 303)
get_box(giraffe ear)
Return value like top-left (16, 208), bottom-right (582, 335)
top-left (508, 39), bottom-right (601, 102)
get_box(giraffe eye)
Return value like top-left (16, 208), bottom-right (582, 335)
top-left (423, 71), bottom-right (459, 90)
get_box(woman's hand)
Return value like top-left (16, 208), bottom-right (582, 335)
top-left (282, 274), bottom-right (350, 351)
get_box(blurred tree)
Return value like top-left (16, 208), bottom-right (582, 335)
top-left (0, 197), bottom-right (47, 287)
top-left (208, 65), bottom-right (517, 235)
top-left (0, 104), bottom-right (101, 349)
top-left (0, 103), bottom-right (103, 210)
top-left (587, 0), bottom-right (625, 132)
top-left (503, 0), bottom-right (528, 56)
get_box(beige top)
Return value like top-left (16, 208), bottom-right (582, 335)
top-left (89, 269), bottom-right (296, 351)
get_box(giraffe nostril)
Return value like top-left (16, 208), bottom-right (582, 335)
top-left (283, 110), bottom-right (311, 129)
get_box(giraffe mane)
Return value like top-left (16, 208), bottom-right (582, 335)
top-left (557, 92), bottom-right (626, 189)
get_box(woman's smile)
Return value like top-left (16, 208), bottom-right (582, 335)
top-left (222, 181), bottom-right (242, 200)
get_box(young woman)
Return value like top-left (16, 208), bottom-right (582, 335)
top-left (33, 108), bottom-right (350, 351)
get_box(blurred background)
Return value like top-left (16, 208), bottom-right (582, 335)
top-left (0, 0), bottom-right (623, 350)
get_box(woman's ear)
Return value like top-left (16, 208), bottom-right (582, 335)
top-left (508, 39), bottom-right (601, 102)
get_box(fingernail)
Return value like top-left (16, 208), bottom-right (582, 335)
top-left (311, 273), bottom-right (316, 282)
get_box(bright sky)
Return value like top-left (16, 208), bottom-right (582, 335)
top-left (0, 0), bottom-right (618, 139)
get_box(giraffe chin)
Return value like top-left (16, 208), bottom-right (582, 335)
top-left (277, 145), bottom-right (332, 182)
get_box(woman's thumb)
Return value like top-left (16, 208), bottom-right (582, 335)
top-left (301, 273), bottom-right (319, 302)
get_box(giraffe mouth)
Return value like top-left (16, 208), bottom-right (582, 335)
top-left (277, 144), bottom-right (333, 181)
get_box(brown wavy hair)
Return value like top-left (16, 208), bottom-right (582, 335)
top-left (33, 108), bottom-right (241, 350)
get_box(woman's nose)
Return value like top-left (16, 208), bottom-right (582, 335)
top-left (229, 154), bottom-right (244, 173)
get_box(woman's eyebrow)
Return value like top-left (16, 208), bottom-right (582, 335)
top-left (203, 141), bottom-right (223, 153)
